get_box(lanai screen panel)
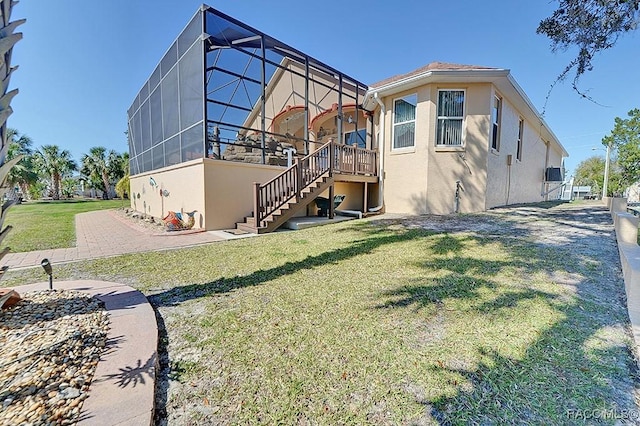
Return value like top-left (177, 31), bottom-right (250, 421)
top-left (127, 5), bottom-right (369, 174)
top-left (203, 6), bottom-right (369, 164)
top-left (127, 9), bottom-right (205, 175)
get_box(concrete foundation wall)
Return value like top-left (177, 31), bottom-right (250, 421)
top-left (612, 200), bottom-right (640, 362)
top-left (611, 197), bottom-right (628, 220)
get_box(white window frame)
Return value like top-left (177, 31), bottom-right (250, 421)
top-left (516, 117), bottom-right (524, 161)
top-left (491, 95), bottom-right (502, 151)
top-left (436, 89), bottom-right (466, 147)
top-left (392, 93), bottom-right (417, 151)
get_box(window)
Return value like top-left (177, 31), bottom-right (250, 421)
top-left (393, 94), bottom-right (417, 149)
top-left (345, 129), bottom-right (366, 148)
top-left (491, 95), bottom-right (502, 151)
top-left (437, 90), bottom-right (464, 146)
top-left (516, 118), bottom-right (524, 161)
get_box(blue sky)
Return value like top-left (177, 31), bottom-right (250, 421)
top-left (9, 0), bottom-right (640, 177)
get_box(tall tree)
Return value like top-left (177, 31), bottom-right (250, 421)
top-left (573, 155), bottom-right (624, 197)
top-left (80, 147), bottom-right (128, 199)
top-left (34, 145), bottom-right (77, 200)
top-left (574, 155), bottom-right (605, 193)
top-left (602, 108), bottom-right (640, 189)
top-left (5, 128), bottom-right (38, 199)
top-left (537, 0), bottom-right (640, 96)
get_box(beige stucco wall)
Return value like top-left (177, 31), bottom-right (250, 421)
top-left (426, 84), bottom-right (490, 214)
top-left (485, 88), bottom-right (552, 208)
top-left (378, 80), bottom-right (566, 214)
top-left (380, 83), bottom-right (490, 214)
top-left (316, 182), bottom-right (368, 212)
top-left (130, 159), bottom-right (285, 230)
top-left (130, 159), bottom-right (206, 228)
top-left (380, 86), bottom-right (429, 214)
top-left (203, 159), bottom-right (285, 229)
top-left (243, 59), bottom-right (361, 139)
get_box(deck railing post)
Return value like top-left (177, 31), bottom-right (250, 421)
top-left (253, 182), bottom-right (261, 227)
top-left (295, 159), bottom-right (302, 202)
top-left (328, 142), bottom-right (334, 177)
top-left (353, 147), bottom-right (358, 175)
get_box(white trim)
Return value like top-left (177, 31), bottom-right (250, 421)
top-left (391, 93), bottom-right (417, 151)
top-left (436, 89), bottom-right (466, 147)
top-left (364, 69), bottom-right (509, 104)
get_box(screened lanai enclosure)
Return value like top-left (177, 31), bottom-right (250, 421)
top-left (127, 5), bottom-right (374, 175)
top-left (127, 5), bottom-right (379, 232)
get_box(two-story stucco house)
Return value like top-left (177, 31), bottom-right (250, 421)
top-left (127, 5), bottom-right (567, 233)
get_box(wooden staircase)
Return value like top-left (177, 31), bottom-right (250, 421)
top-left (235, 175), bottom-right (333, 234)
top-left (235, 140), bottom-right (378, 234)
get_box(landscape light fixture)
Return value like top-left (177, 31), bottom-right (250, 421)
top-left (41, 258), bottom-right (53, 290)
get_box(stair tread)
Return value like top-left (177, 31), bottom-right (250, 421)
top-left (237, 171), bottom-right (335, 234)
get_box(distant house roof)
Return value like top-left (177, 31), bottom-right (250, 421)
top-left (370, 62), bottom-right (498, 88)
top-left (573, 186), bottom-right (592, 193)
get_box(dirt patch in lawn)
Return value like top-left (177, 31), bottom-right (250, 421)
top-left (147, 200), bottom-right (639, 424)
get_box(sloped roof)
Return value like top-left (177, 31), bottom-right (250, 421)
top-left (369, 62), bottom-right (498, 88)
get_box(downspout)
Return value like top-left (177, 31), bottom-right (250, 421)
top-left (372, 92), bottom-right (385, 211)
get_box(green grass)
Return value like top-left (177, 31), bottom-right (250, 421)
top-left (3, 217), bottom-right (636, 424)
top-left (1, 199), bottom-right (124, 252)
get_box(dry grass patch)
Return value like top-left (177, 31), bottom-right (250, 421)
top-left (4, 209), bottom-right (638, 424)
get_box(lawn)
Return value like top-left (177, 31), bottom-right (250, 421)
top-left (3, 207), bottom-right (636, 424)
top-left (1, 199), bottom-right (124, 252)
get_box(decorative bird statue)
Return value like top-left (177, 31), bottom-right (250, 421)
top-left (162, 210), bottom-right (197, 231)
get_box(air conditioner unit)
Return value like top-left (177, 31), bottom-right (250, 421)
top-left (545, 167), bottom-right (563, 182)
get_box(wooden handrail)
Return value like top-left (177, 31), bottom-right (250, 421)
top-left (253, 142), bottom-right (378, 228)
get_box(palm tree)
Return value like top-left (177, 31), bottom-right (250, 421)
top-left (80, 147), bottom-right (128, 199)
top-left (35, 145), bottom-right (77, 200)
top-left (108, 150), bottom-right (129, 184)
top-left (81, 147), bottom-right (110, 199)
top-left (5, 128), bottom-right (38, 200)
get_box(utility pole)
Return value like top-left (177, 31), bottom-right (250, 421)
top-left (603, 142), bottom-right (611, 199)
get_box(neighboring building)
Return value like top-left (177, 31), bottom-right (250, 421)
top-left (626, 182), bottom-right (640, 203)
top-left (571, 186), bottom-right (593, 200)
top-left (127, 5), bottom-right (568, 233)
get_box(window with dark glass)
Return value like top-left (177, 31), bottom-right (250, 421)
top-left (517, 118), bottom-right (524, 161)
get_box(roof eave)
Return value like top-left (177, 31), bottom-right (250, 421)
top-left (363, 69), bottom-right (569, 159)
top-left (503, 74), bottom-right (569, 158)
top-left (363, 69), bottom-right (510, 109)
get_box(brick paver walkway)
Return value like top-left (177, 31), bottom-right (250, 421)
top-left (0, 210), bottom-right (235, 269)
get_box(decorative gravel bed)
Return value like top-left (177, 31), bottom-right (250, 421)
top-left (0, 290), bottom-right (109, 425)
